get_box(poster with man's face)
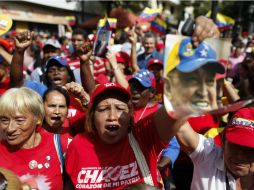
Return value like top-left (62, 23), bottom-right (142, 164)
top-left (93, 28), bottom-right (111, 58)
top-left (163, 34), bottom-right (231, 118)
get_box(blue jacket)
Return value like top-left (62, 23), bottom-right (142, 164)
top-left (137, 50), bottom-right (164, 69)
top-left (162, 136), bottom-right (180, 168)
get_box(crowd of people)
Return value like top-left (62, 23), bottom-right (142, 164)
top-left (0, 13), bottom-right (254, 190)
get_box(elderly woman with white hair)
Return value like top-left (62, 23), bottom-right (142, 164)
top-left (0, 87), bottom-right (67, 190)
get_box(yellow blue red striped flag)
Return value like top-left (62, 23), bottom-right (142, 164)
top-left (206, 11), bottom-right (235, 30)
top-left (151, 16), bottom-right (167, 35)
top-left (107, 18), bottom-right (117, 29)
top-left (65, 16), bottom-right (76, 26)
top-left (97, 16), bottom-right (110, 30)
top-left (139, 7), bottom-right (162, 22)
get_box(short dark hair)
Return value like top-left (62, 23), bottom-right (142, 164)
top-left (43, 86), bottom-right (70, 107)
top-left (72, 28), bottom-right (88, 40)
top-left (144, 32), bottom-right (155, 39)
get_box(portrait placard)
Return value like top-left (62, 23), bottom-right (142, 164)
top-left (163, 35), bottom-right (246, 118)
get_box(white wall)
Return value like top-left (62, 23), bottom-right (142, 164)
top-left (20, 0), bottom-right (80, 11)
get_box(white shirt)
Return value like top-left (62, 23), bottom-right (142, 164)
top-left (190, 134), bottom-right (236, 190)
top-left (121, 42), bottom-right (144, 56)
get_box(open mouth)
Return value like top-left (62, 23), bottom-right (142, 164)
top-left (52, 77), bottom-right (63, 85)
top-left (50, 116), bottom-right (62, 123)
top-left (105, 125), bottom-right (120, 136)
top-left (192, 102), bottom-right (211, 110)
top-left (131, 96), bottom-right (141, 103)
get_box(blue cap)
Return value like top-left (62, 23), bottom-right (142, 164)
top-left (46, 55), bottom-right (68, 68)
top-left (166, 37), bottom-right (225, 74)
top-left (128, 69), bottom-right (156, 88)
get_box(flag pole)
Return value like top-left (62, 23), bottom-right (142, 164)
top-left (211, 0), bottom-right (218, 23)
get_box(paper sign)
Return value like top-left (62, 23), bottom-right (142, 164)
top-left (93, 28), bottom-right (111, 58)
top-left (163, 35), bottom-right (244, 119)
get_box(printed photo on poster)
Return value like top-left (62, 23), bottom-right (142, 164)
top-left (163, 35), bottom-right (233, 118)
top-left (93, 28), bottom-right (111, 58)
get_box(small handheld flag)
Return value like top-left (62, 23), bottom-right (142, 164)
top-left (151, 16), bottom-right (167, 35)
top-left (206, 11), bottom-right (235, 30)
top-left (107, 18), bottom-right (117, 29)
top-left (65, 16), bottom-right (76, 26)
top-left (138, 7), bottom-right (162, 22)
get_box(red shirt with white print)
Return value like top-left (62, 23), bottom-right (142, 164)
top-left (65, 114), bottom-right (166, 190)
top-left (0, 131), bottom-right (69, 190)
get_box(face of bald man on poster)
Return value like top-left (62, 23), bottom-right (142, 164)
top-left (164, 37), bottom-right (225, 115)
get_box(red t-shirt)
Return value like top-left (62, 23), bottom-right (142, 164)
top-left (0, 77), bottom-right (10, 96)
top-left (188, 114), bottom-right (221, 146)
top-left (154, 80), bottom-right (163, 103)
top-left (133, 103), bottom-right (160, 123)
top-left (0, 131), bottom-right (66, 190)
top-left (94, 73), bottom-right (110, 85)
top-left (38, 125), bottom-right (72, 154)
top-left (65, 114), bottom-right (166, 189)
top-left (68, 97), bottom-right (86, 134)
top-left (67, 56), bottom-right (80, 69)
top-left (188, 114), bottom-right (220, 134)
top-left (93, 57), bottom-right (107, 77)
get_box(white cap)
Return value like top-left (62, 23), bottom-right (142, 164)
top-left (43, 39), bottom-right (61, 49)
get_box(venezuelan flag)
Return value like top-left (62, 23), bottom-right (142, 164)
top-left (107, 18), bottom-right (117, 29)
top-left (97, 16), bottom-right (110, 30)
top-left (151, 16), bottom-right (167, 35)
top-left (139, 7), bottom-right (162, 22)
top-left (206, 11), bottom-right (235, 30)
top-left (65, 16), bottom-right (76, 26)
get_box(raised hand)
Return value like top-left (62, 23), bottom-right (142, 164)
top-left (106, 46), bottom-right (117, 70)
top-left (64, 82), bottom-right (90, 107)
top-left (127, 27), bottom-right (138, 45)
top-left (192, 16), bottom-right (220, 47)
top-left (14, 31), bottom-right (34, 53)
top-left (76, 41), bottom-right (93, 63)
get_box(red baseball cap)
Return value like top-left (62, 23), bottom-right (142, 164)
top-left (115, 51), bottom-right (130, 67)
top-left (147, 59), bottom-right (163, 69)
top-left (90, 82), bottom-right (131, 106)
top-left (156, 42), bottom-right (165, 51)
top-left (226, 107), bottom-right (254, 148)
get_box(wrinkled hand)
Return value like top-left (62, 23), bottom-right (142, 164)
top-left (14, 31), bottom-right (34, 52)
top-left (64, 82), bottom-right (90, 107)
top-left (76, 41), bottom-right (93, 63)
top-left (192, 16), bottom-right (220, 47)
top-left (106, 47), bottom-right (117, 69)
